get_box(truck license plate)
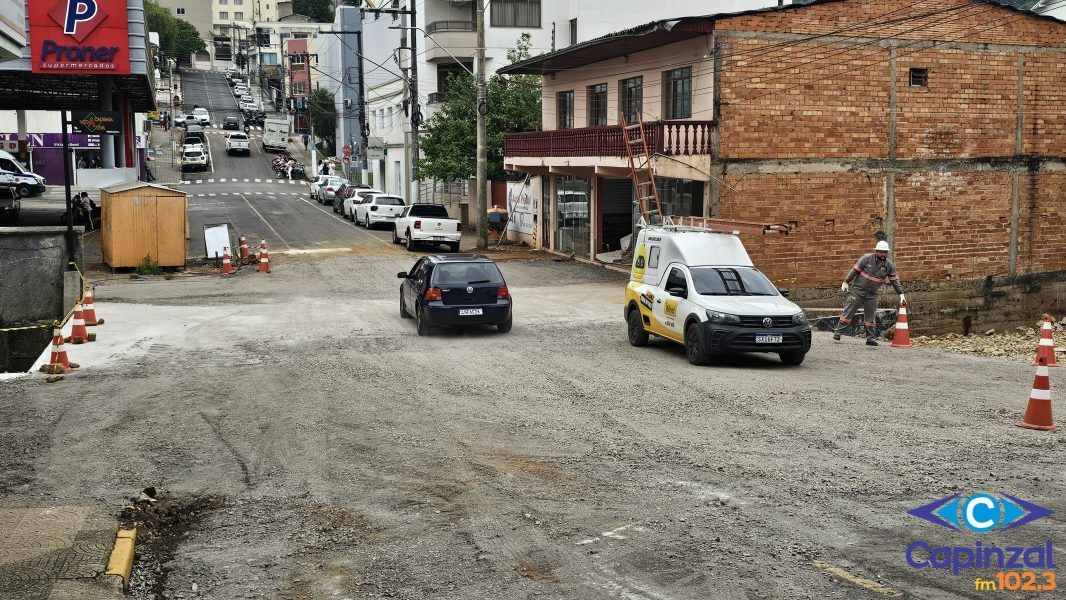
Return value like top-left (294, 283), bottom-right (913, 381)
top-left (755, 334), bottom-right (783, 344)
top-left (459, 308), bottom-right (483, 316)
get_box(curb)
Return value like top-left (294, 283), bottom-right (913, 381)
top-left (105, 528), bottom-right (136, 590)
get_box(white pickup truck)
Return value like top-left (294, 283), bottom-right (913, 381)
top-left (225, 132), bottom-right (251, 156)
top-left (392, 203), bottom-right (462, 253)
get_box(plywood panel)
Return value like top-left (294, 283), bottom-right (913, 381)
top-left (100, 187), bottom-right (188, 268)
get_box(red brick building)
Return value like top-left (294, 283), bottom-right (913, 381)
top-left (502, 0), bottom-right (1066, 330)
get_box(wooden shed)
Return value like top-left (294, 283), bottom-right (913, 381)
top-left (100, 182), bottom-right (188, 268)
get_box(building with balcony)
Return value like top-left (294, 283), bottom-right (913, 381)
top-left (0, 0), bottom-right (26, 62)
top-left (501, 0), bottom-right (1066, 327)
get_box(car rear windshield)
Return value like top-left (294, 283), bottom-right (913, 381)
top-left (689, 267), bottom-right (779, 296)
top-left (375, 196), bottom-right (404, 206)
top-left (411, 205), bottom-right (450, 218)
top-left (184, 138), bottom-right (200, 144)
top-left (433, 262), bottom-right (503, 285)
top-left (184, 151), bottom-right (203, 157)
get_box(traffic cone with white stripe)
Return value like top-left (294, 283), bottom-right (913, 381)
top-left (40, 322), bottom-right (78, 374)
top-left (891, 301), bottom-right (912, 348)
top-left (82, 287), bottom-right (103, 325)
top-left (1017, 356), bottom-right (1057, 431)
top-left (65, 302), bottom-right (94, 344)
top-left (1033, 314), bottom-right (1059, 367)
top-left (239, 235), bottom-right (249, 259)
top-left (258, 239), bottom-right (271, 273)
top-left (221, 246), bottom-right (233, 276)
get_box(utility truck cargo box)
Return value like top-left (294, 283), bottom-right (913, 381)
top-left (624, 225), bottom-right (811, 366)
top-left (263, 118), bottom-right (290, 152)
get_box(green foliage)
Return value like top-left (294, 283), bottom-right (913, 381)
top-left (418, 34), bottom-right (541, 183)
top-left (145, 0), bottom-right (206, 62)
top-left (309, 88), bottom-right (338, 151)
top-left (293, 0), bottom-right (336, 23)
top-left (136, 256), bottom-right (162, 276)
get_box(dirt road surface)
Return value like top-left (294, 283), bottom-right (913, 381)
top-left (1, 252), bottom-right (1063, 599)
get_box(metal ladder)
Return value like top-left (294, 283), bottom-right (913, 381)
top-left (620, 111), bottom-right (663, 225)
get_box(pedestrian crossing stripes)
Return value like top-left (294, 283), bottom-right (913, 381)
top-left (180, 178), bottom-right (307, 186)
top-left (192, 192), bottom-right (304, 197)
top-left (201, 124), bottom-right (264, 131)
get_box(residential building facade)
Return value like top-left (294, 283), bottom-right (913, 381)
top-left (0, 0), bottom-right (26, 61)
top-left (503, 0), bottom-right (1066, 330)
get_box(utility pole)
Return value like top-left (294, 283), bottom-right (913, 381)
top-left (475, 0), bottom-right (487, 248)
top-left (408, 2), bottom-right (420, 203)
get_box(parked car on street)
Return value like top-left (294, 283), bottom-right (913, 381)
top-left (233, 86), bottom-right (247, 98)
top-left (180, 148), bottom-right (209, 172)
top-left (182, 136), bottom-right (204, 152)
top-left (341, 187), bottom-right (382, 219)
top-left (185, 124), bottom-right (206, 144)
top-left (309, 174), bottom-right (330, 199)
top-left (393, 203), bottom-right (462, 252)
top-left (225, 132), bottom-right (250, 156)
top-left (398, 254), bottom-right (512, 336)
top-left (222, 116), bottom-right (240, 130)
top-left (355, 193), bottom-right (405, 228)
top-left (173, 113), bottom-right (196, 127)
top-left (315, 176), bottom-right (347, 205)
top-left (0, 150), bottom-right (46, 198)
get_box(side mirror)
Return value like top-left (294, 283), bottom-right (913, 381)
top-left (397, 271), bottom-right (408, 279)
top-left (667, 287), bottom-right (687, 298)
top-left (777, 288), bottom-right (791, 297)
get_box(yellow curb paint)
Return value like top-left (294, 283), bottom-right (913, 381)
top-left (813, 559), bottom-right (902, 597)
top-left (105, 528), bottom-right (136, 589)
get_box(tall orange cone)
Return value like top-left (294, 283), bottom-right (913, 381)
top-left (891, 302), bottom-right (912, 348)
top-left (239, 235), bottom-right (249, 259)
top-left (82, 287), bottom-right (103, 325)
top-left (1017, 356), bottom-right (1057, 431)
top-left (40, 322), bottom-right (78, 374)
top-left (221, 246), bottom-right (233, 276)
top-left (258, 239), bottom-right (271, 273)
top-left (65, 302), bottom-right (93, 344)
top-left (1033, 314), bottom-right (1059, 367)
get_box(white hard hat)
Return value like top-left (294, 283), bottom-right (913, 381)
top-left (875, 240), bottom-right (890, 252)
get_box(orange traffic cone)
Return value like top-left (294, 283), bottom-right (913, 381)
top-left (892, 302), bottom-right (912, 348)
top-left (239, 235), bottom-right (249, 259)
top-left (1033, 314), bottom-right (1059, 367)
top-left (258, 240), bottom-right (271, 273)
top-left (65, 302), bottom-right (93, 344)
top-left (82, 287), bottom-right (103, 325)
top-left (1017, 356), bottom-right (1057, 431)
top-left (221, 246), bottom-right (233, 276)
top-left (40, 323), bottom-right (78, 374)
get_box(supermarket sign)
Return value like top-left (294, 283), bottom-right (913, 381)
top-left (29, 0), bottom-right (130, 74)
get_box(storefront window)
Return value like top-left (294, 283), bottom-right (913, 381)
top-left (554, 176), bottom-right (590, 259)
top-left (75, 150), bottom-right (103, 169)
top-left (655, 177), bottom-right (703, 218)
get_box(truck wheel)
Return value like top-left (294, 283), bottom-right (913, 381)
top-left (627, 308), bottom-right (649, 347)
top-left (448, 242), bottom-right (460, 253)
top-left (405, 233), bottom-right (416, 251)
top-left (685, 322), bottom-right (711, 365)
top-left (779, 351), bottom-right (806, 366)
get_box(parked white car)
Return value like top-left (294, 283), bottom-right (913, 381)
top-left (309, 174), bottom-right (330, 199)
top-left (225, 132), bottom-right (250, 156)
top-left (181, 136), bottom-right (204, 152)
top-left (173, 113), bottom-right (196, 127)
top-left (239, 100), bottom-right (259, 112)
top-left (342, 188), bottom-right (382, 220)
top-left (233, 85), bottom-right (246, 97)
top-left (393, 204), bottom-right (462, 252)
top-left (180, 148), bottom-right (209, 172)
top-left (315, 176), bottom-right (347, 205)
top-left (355, 193), bottom-right (406, 229)
top-left (192, 107), bottom-right (211, 125)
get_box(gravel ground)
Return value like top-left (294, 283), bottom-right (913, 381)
top-left (910, 317), bottom-right (1066, 364)
top-left (1, 254), bottom-right (1063, 600)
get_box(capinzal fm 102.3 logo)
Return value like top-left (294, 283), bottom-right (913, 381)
top-left (906, 492), bottom-right (1057, 590)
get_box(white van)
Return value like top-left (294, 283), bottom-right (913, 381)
top-left (262, 118), bottom-right (289, 152)
top-left (0, 150), bottom-right (46, 197)
top-left (624, 225), bottom-right (811, 365)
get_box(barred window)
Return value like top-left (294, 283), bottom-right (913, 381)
top-left (587, 83), bottom-right (607, 126)
top-left (491, 0), bottom-right (541, 27)
top-left (663, 67), bottom-right (692, 120)
top-left (620, 76), bottom-right (643, 124)
top-left (557, 90), bottom-right (574, 130)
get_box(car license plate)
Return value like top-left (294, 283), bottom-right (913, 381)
top-left (432, 236), bottom-right (445, 241)
top-left (459, 308), bottom-right (483, 316)
top-left (755, 334), bottom-right (783, 344)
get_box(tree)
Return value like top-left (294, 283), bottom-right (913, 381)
top-left (144, 0), bottom-right (206, 62)
top-left (309, 88), bottom-right (338, 152)
top-left (293, 0), bottom-right (336, 23)
top-left (418, 34), bottom-right (541, 182)
top-left (173, 20), bottom-right (207, 59)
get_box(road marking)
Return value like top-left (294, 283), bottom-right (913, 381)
top-left (297, 196), bottom-right (394, 248)
top-left (238, 192), bottom-right (291, 250)
top-left (812, 560), bottom-right (902, 597)
top-left (206, 137), bottom-right (215, 173)
top-left (195, 194), bottom-right (205, 197)
top-left (243, 178), bottom-right (250, 182)
top-left (208, 178), bottom-right (215, 183)
top-left (195, 179), bottom-right (203, 184)
top-left (208, 193), bottom-right (216, 197)
top-left (254, 178), bottom-right (261, 183)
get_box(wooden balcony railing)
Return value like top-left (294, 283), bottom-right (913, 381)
top-left (504, 120), bottom-right (716, 158)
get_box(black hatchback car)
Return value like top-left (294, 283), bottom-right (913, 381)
top-left (398, 254), bottom-right (512, 336)
top-left (222, 116), bottom-right (240, 130)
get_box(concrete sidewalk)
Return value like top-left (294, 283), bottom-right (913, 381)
top-left (0, 503), bottom-right (126, 600)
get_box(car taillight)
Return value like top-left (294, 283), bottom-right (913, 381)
top-left (414, 220), bottom-right (421, 229)
top-left (327, 187), bottom-right (334, 192)
top-left (457, 222), bottom-right (462, 232)
top-left (424, 287), bottom-right (441, 301)
top-left (498, 285), bottom-right (509, 299)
